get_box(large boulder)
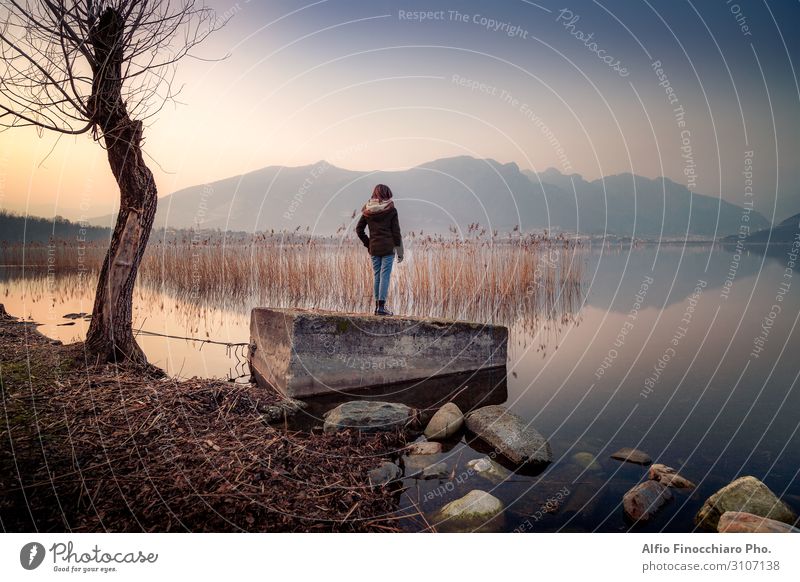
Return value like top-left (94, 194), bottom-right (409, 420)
top-left (323, 401), bottom-right (412, 433)
top-left (623, 481), bottom-right (673, 522)
top-left (465, 405), bottom-right (551, 464)
top-left (433, 490), bottom-right (505, 532)
top-left (424, 402), bottom-right (464, 440)
top-left (718, 511), bottom-right (800, 533)
top-left (695, 476), bottom-right (797, 531)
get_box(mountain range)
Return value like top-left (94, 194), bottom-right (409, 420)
top-left (90, 156), bottom-right (770, 237)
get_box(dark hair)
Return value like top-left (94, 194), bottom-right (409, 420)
top-left (371, 184), bottom-right (393, 201)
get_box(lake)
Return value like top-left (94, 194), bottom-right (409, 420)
top-left (2, 241), bottom-right (798, 532)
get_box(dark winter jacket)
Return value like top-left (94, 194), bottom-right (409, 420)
top-left (356, 206), bottom-right (402, 257)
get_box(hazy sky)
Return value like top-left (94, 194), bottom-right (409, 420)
top-left (1, 0), bottom-right (799, 222)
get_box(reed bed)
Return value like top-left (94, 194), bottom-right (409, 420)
top-left (1, 234), bottom-right (585, 326)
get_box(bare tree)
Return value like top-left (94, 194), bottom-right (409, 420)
top-left (0, 1), bottom-right (222, 364)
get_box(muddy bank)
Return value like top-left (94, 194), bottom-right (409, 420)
top-left (0, 305), bottom-right (407, 532)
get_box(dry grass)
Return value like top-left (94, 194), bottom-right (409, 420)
top-left (2, 234), bottom-right (585, 326)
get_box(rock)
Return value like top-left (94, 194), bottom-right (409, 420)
top-left (623, 481), bottom-right (673, 522)
top-left (421, 462), bottom-right (450, 480)
top-left (718, 511), bottom-right (800, 533)
top-left (249, 307), bottom-right (508, 398)
top-left (465, 405), bottom-right (551, 465)
top-left (402, 455), bottom-right (430, 476)
top-left (695, 476), bottom-right (798, 531)
top-left (560, 483), bottom-right (600, 516)
top-left (260, 398), bottom-right (307, 423)
top-left (424, 402), bottom-right (464, 440)
top-left (433, 490), bottom-right (505, 532)
top-left (466, 456), bottom-right (511, 484)
top-left (406, 441), bottom-right (443, 455)
top-left (572, 451), bottom-right (602, 471)
top-left (368, 462), bottom-right (402, 487)
top-left (610, 447), bottom-right (652, 465)
top-left (323, 401), bottom-right (412, 433)
top-left (648, 464), bottom-right (695, 489)
top-left (403, 455), bottom-right (447, 479)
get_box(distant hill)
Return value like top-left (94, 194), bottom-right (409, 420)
top-left (88, 156), bottom-right (769, 237)
top-left (724, 212), bottom-right (800, 244)
top-left (523, 168), bottom-right (770, 237)
top-left (0, 211), bottom-right (110, 243)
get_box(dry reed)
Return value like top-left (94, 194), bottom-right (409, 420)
top-left (1, 234), bottom-right (584, 326)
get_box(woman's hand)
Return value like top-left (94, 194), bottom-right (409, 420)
top-left (394, 245), bottom-right (404, 263)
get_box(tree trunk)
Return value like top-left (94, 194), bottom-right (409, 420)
top-left (84, 121), bottom-right (157, 364)
top-left (84, 7), bottom-right (157, 365)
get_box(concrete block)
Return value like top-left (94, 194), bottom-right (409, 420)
top-left (249, 307), bottom-right (508, 398)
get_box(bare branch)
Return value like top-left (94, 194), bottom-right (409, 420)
top-left (0, 0), bottom-right (224, 138)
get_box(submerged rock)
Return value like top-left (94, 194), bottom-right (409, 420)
top-left (424, 402), bottom-right (464, 440)
top-left (718, 511), bottom-right (800, 533)
top-left (323, 401), bottom-right (412, 433)
top-left (404, 455), bottom-right (449, 480)
top-left (572, 451), bottom-right (602, 471)
top-left (368, 462), bottom-right (402, 487)
top-left (403, 455), bottom-right (430, 475)
top-left (648, 464), bottom-right (695, 489)
top-left (406, 441), bottom-right (443, 455)
top-left (560, 483), bottom-right (600, 516)
top-left (623, 481), bottom-right (672, 522)
top-left (465, 405), bottom-right (551, 465)
top-left (433, 490), bottom-right (505, 532)
top-left (466, 456), bottom-right (512, 484)
top-left (695, 476), bottom-right (797, 531)
top-left (421, 462), bottom-right (450, 480)
top-left (610, 447), bottom-right (652, 465)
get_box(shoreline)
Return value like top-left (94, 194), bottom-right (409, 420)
top-left (0, 304), bottom-right (408, 532)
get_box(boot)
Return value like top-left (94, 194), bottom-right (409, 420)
top-left (375, 300), bottom-right (393, 316)
top-left (374, 300), bottom-right (380, 316)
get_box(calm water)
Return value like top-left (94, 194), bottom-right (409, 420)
top-left (3, 242), bottom-right (799, 532)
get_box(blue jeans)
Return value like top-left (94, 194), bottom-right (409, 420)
top-left (371, 254), bottom-right (394, 302)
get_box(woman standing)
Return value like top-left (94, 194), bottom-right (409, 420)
top-left (356, 184), bottom-right (403, 316)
